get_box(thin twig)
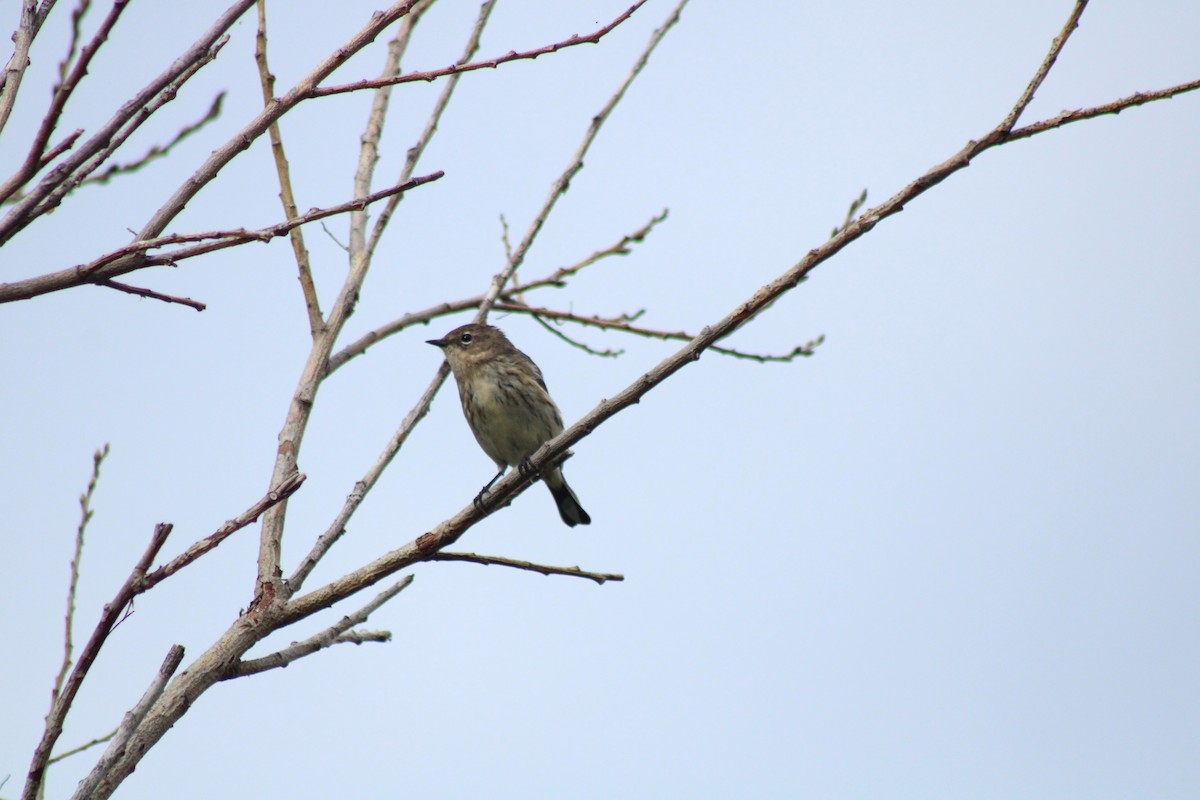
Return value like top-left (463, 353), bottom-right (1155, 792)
top-left (530, 314), bottom-right (624, 357)
top-left (474, 2), bottom-right (685, 325)
top-left (96, 280), bottom-right (207, 312)
top-left (76, 92), bottom-right (226, 192)
top-left (138, 472), bottom-right (305, 592)
top-left (51, 444), bottom-right (110, 713)
top-left (997, 0), bottom-right (1088, 134)
top-left (326, 210), bottom-right (668, 375)
top-left (311, 0), bottom-right (648, 99)
top-left (0, 0), bottom-right (253, 234)
top-left (55, 0), bottom-right (91, 89)
top-left (431, 552), bottom-right (624, 585)
top-left (1004, 78), bottom-right (1200, 141)
top-left (286, 363), bottom-right (449, 592)
top-left (15, 0), bottom-right (135, 205)
top-left (46, 727), bottom-right (116, 766)
top-left (228, 577), bottom-right (412, 678)
top-left (497, 303), bottom-right (824, 363)
top-left (25, 35), bottom-right (231, 225)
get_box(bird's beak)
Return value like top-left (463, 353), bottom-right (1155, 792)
top-left (426, 337), bottom-right (447, 348)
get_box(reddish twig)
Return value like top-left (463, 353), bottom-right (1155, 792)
top-left (96, 280), bottom-right (207, 312)
top-left (310, 1), bottom-right (649, 99)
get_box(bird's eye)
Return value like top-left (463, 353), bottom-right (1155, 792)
top-left (459, 332), bottom-right (473, 344)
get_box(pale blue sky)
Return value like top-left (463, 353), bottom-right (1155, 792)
top-left (2, 2), bottom-right (1198, 798)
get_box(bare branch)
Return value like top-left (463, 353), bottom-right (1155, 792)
top-left (0, 0), bottom-right (37, 138)
top-left (252, 0), bottom-right (443, 608)
top-left (72, 92), bottom-right (226, 193)
top-left (68, 646), bottom-right (185, 800)
top-left (497, 304), bottom-right (824, 363)
top-left (51, 444), bottom-right (109, 714)
top-left (997, 0), bottom-right (1087, 134)
top-left (225, 577), bottom-right (411, 679)
top-left (14, 0), bottom-right (133, 198)
top-left (363, 0), bottom-right (495, 257)
top-left (0, 172), bottom-right (444, 305)
top-left (255, 1), bottom-right (322, 336)
top-left (311, 0), bottom-right (648, 99)
top-left (96, 280), bottom-right (207, 312)
top-left (0, 0), bottom-right (255, 234)
top-left (473, 0), bottom-right (687, 324)
top-left (431, 552), bottom-right (624, 585)
top-left (23, 523), bottom-right (174, 800)
top-left (134, 0), bottom-right (426, 246)
top-left (286, 364), bottom-right (449, 593)
top-left (326, 210), bottom-right (668, 375)
top-left (54, 0), bottom-right (91, 90)
top-left (1005, 78), bottom-right (1200, 142)
top-left (47, 727), bottom-right (116, 766)
top-left (23, 34), bottom-right (231, 223)
top-left (531, 313), bottom-right (624, 357)
top-left (138, 471), bottom-right (306, 592)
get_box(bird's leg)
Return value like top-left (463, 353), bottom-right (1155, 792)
top-left (517, 456), bottom-right (538, 480)
top-left (474, 467), bottom-right (507, 510)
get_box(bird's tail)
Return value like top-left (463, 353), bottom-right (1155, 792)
top-left (545, 469), bottom-right (591, 527)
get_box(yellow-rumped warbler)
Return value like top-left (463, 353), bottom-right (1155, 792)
top-left (428, 323), bottom-right (591, 527)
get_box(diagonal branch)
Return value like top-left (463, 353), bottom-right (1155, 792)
top-left (68, 646), bottom-right (185, 800)
top-left (23, 523), bottom-right (174, 800)
top-left (224, 576), bottom-right (412, 679)
top-left (255, 1), bottom-right (323, 337)
top-left (96, 280), bottom-right (207, 312)
top-left (72, 92), bottom-right (227, 193)
top-left (48, 726), bottom-right (117, 766)
top-left (138, 471), bottom-right (306, 593)
top-left (997, 0), bottom-right (1087, 134)
top-left (13, 0), bottom-right (132, 200)
top-left (0, 0), bottom-right (37, 138)
top-left (51, 444), bottom-right (110, 714)
top-left (0, 0), bottom-right (255, 237)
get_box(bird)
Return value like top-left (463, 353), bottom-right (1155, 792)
top-left (427, 323), bottom-right (591, 526)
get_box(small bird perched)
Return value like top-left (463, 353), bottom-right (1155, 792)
top-left (427, 323), bottom-right (591, 527)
